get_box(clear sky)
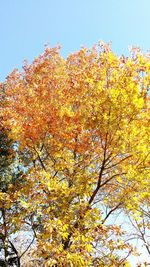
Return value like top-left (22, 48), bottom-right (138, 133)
top-left (0, 0), bottom-right (150, 81)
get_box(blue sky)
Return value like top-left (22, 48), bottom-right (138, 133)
top-left (0, 0), bottom-right (149, 81)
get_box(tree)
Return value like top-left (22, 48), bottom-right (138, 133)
top-left (0, 87), bottom-right (36, 267)
top-left (2, 43), bottom-right (150, 266)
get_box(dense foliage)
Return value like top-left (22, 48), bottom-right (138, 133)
top-left (0, 43), bottom-right (150, 266)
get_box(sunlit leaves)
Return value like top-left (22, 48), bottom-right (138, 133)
top-left (1, 42), bottom-right (150, 265)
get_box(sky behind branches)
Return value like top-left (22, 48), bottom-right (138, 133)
top-left (0, 0), bottom-right (150, 81)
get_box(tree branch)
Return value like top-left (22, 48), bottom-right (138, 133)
top-left (102, 202), bottom-right (123, 224)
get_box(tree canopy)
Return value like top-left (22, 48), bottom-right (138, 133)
top-left (0, 43), bottom-right (150, 266)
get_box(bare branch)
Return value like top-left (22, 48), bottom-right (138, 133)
top-left (102, 202), bottom-right (123, 224)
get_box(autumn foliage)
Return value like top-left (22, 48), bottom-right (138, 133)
top-left (0, 43), bottom-right (150, 266)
